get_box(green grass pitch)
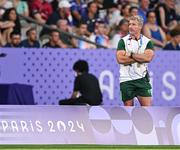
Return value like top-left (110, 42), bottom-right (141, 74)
top-left (0, 145), bottom-right (180, 150)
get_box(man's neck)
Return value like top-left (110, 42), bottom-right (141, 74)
top-left (130, 33), bottom-right (141, 40)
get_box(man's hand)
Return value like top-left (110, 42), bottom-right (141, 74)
top-left (131, 49), bottom-right (154, 63)
top-left (116, 50), bottom-right (136, 65)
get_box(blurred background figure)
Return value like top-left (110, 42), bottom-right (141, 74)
top-left (40, 0), bottom-right (72, 38)
top-left (81, 1), bottom-right (100, 35)
top-left (59, 60), bottom-right (102, 106)
top-left (163, 25), bottom-right (180, 50)
top-left (13, 0), bottom-right (29, 17)
top-left (28, 0), bottom-right (53, 24)
top-left (73, 21), bottom-right (92, 49)
top-left (4, 31), bottom-right (21, 47)
top-left (129, 6), bottom-right (138, 16)
top-left (0, 0), bottom-right (13, 18)
top-left (120, 3), bottom-right (130, 20)
top-left (155, 0), bottom-right (178, 32)
top-left (42, 29), bottom-right (66, 48)
top-left (143, 10), bottom-right (167, 49)
top-left (21, 27), bottom-right (40, 48)
top-left (56, 19), bottom-right (75, 48)
top-left (70, 0), bottom-right (86, 27)
top-left (111, 19), bottom-right (129, 48)
top-left (1, 8), bottom-right (21, 45)
top-left (138, 0), bottom-right (150, 23)
top-left (90, 20), bottom-right (110, 48)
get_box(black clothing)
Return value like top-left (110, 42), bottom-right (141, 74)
top-left (3, 43), bottom-right (21, 48)
top-left (21, 39), bottom-right (40, 48)
top-left (42, 42), bottom-right (60, 48)
top-left (59, 73), bottom-right (102, 105)
top-left (155, 3), bottom-right (178, 28)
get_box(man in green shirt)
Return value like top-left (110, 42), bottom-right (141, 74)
top-left (116, 15), bottom-right (154, 106)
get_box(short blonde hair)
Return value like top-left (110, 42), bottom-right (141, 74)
top-left (129, 15), bottom-right (144, 27)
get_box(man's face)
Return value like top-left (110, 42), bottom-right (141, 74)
top-left (141, 0), bottom-right (150, 10)
top-left (97, 23), bottom-right (105, 35)
top-left (11, 35), bottom-right (21, 47)
top-left (128, 20), bottom-right (142, 36)
top-left (88, 3), bottom-right (97, 14)
top-left (79, 24), bottom-right (87, 35)
top-left (174, 35), bottom-right (180, 44)
top-left (147, 12), bottom-right (156, 24)
top-left (57, 20), bottom-right (68, 31)
top-left (120, 22), bottom-right (129, 33)
top-left (29, 30), bottom-right (37, 41)
top-left (130, 8), bottom-right (138, 16)
top-left (51, 32), bottom-right (60, 43)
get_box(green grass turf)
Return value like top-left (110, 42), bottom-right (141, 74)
top-left (0, 145), bottom-right (180, 150)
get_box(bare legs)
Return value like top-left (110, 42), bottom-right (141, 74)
top-left (123, 97), bottom-right (152, 106)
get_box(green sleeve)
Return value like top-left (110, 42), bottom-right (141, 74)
top-left (145, 40), bottom-right (154, 50)
top-left (117, 39), bottom-right (125, 51)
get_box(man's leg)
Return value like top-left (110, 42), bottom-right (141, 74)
top-left (59, 97), bottom-right (87, 105)
top-left (124, 99), bottom-right (134, 106)
top-left (137, 96), bottom-right (152, 106)
top-left (59, 98), bottom-right (77, 105)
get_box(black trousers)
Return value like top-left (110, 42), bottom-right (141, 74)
top-left (59, 96), bottom-right (102, 106)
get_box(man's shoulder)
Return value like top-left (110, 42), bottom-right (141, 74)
top-left (121, 34), bottom-right (130, 41)
top-left (142, 35), bottom-right (151, 41)
top-left (142, 35), bottom-right (152, 46)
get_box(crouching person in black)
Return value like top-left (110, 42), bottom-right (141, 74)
top-left (59, 60), bottom-right (102, 106)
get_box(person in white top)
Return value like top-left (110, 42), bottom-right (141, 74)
top-left (116, 15), bottom-right (154, 106)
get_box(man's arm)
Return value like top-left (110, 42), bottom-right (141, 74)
top-left (116, 39), bottom-right (136, 65)
top-left (116, 50), bottom-right (136, 65)
top-left (132, 40), bottom-right (154, 63)
top-left (131, 49), bottom-right (154, 63)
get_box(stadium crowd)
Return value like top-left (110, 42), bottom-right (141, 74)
top-left (0, 0), bottom-right (179, 50)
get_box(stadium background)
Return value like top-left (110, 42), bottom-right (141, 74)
top-left (0, 0), bottom-right (180, 149)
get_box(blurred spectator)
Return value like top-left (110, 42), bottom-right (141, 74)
top-left (2, 7), bottom-right (21, 33)
top-left (50, 0), bottom-right (59, 11)
top-left (13, 0), bottom-right (29, 17)
top-left (118, 0), bottom-right (138, 6)
top-left (0, 0), bottom-right (13, 18)
top-left (149, 0), bottom-right (159, 9)
top-left (107, 3), bottom-right (122, 29)
top-left (143, 10), bottom-right (166, 49)
top-left (71, 0), bottom-right (86, 26)
top-left (46, 0), bottom-right (72, 25)
top-left (155, 0), bottom-right (178, 32)
top-left (13, 0), bottom-right (29, 26)
top-left (94, 0), bottom-right (103, 9)
top-left (4, 31), bottom-right (21, 47)
top-left (90, 20), bottom-right (110, 48)
top-left (21, 27), bottom-right (40, 48)
top-left (43, 30), bottom-right (66, 48)
top-left (163, 25), bottom-right (180, 50)
top-left (82, 1), bottom-right (100, 34)
top-left (1, 8), bottom-right (21, 44)
top-left (129, 6), bottom-right (138, 16)
top-left (56, 19), bottom-right (75, 48)
top-left (73, 21), bottom-right (92, 49)
top-left (121, 3), bottom-right (131, 20)
top-left (28, 0), bottom-right (53, 24)
top-left (40, 0), bottom-right (72, 37)
top-left (111, 19), bottom-right (129, 48)
top-left (138, 0), bottom-right (150, 22)
top-left (0, 21), bottom-right (15, 45)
